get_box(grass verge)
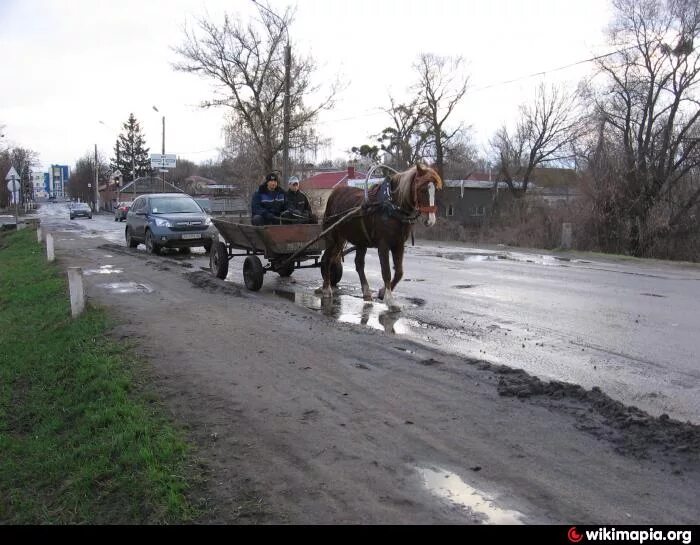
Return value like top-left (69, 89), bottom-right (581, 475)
top-left (0, 228), bottom-right (197, 523)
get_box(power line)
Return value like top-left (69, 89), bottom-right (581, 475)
top-left (316, 44), bottom-right (638, 125)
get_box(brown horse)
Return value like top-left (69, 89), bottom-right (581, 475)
top-left (320, 163), bottom-right (443, 310)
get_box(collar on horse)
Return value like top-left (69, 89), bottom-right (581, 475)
top-left (363, 176), bottom-right (421, 223)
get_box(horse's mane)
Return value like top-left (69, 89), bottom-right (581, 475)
top-left (393, 166), bottom-right (418, 208)
top-left (340, 164), bottom-right (440, 209)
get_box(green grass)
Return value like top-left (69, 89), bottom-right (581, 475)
top-left (0, 229), bottom-right (197, 524)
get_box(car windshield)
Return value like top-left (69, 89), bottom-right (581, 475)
top-left (73, 203), bottom-right (90, 209)
top-left (120, 202), bottom-right (132, 207)
top-left (150, 197), bottom-right (202, 214)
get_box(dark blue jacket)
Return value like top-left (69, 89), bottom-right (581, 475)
top-left (251, 182), bottom-right (286, 220)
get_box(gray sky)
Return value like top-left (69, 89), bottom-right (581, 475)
top-left (0, 0), bottom-right (613, 172)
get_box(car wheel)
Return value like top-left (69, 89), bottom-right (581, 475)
top-left (179, 247), bottom-right (191, 254)
top-left (210, 241), bottom-right (229, 279)
top-left (243, 255), bottom-right (265, 291)
top-left (70, 215), bottom-right (74, 220)
top-left (114, 217), bottom-right (118, 222)
top-left (125, 227), bottom-right (139, 248)
top-left (145, 230), bottom-right (161, 255)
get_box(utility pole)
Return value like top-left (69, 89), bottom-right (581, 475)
top-left (94, 144), bottom-right (100, 212)
top-left (162, 115), bottom-right (165, 192)
top-left (251, 0), bottom-right (291, 185)
top-left (283, 43), bottom-right (291, 188)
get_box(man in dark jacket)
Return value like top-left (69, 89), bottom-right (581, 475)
top-left (281, 178), bottom-right (316, 224)
top-left (251, 173), bottom-right (286, 225)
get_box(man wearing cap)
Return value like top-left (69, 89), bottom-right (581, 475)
top-left (281, 178), bottom-right (316, 224)
top-left (251, 173), bottom-right (286, 225)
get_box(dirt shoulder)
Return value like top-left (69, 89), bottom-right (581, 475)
top-left (52, 234), bottom-right (699, 524)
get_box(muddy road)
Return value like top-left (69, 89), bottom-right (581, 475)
top-left (37, 204), bottom-right (700, 524)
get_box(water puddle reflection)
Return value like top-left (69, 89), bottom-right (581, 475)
top-left (272, 289), bottom-right (410, 334)
top-left (84, 265), bottom-right (123, 276)
top-left (416, 466), bottom-right (524, 524)
top-left (97, 281), bottom-right (153, 294)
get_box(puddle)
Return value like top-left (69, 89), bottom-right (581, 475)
top-left (416, 466), bottom-right (525, 524)
top-left (84, 265), bottom-right (123, 276)
top-left (272, 289), bottom-right (410, 334)
top-left (97, 282), bottom-right (153, 294)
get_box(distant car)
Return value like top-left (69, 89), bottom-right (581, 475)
top-left (114, 201), bottom-right (132, 222)
top-left (124, 193), bottom-right (217, 254)
top-left (69, 202), bottom-right (92, 220)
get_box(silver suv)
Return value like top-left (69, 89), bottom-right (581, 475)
top-left (124, 193), bottom-right (217, 254)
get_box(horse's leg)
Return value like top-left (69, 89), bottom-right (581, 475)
top-left (376, 243), bottom-right (400, 310)
top-left (319, 239), bottom-right (340, 298)
top-left (389, 243), bottom-right (404, 291)
top-left (377, 244), bottom-right (402, 311)
top-left (354, 246), bottom-right (372, 301)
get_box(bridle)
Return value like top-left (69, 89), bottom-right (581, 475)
top-left (412, 176), bottom-right (437, 215)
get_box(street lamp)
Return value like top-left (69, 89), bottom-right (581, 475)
top-left (153, 105), bottom-right (165, 192)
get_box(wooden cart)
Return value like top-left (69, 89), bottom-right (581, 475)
top-left (210, 218), bottom-right (343, 291)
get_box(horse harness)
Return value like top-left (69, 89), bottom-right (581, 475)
top-left (356, 176), bottom-right (426, 246)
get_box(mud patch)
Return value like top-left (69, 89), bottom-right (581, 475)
top-left (453, 284), bottom-right (477, 289)
top-left (405, 297), bottom-right (426, 307)
top-left (186, 271), bottom-right (242, 297)
top-left (494, 365), bottom-right (700, 464)
top-left (641, 293), bottom-right (666, 298)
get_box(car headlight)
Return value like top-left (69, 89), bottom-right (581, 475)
top-left (204, 217), bottom-right (212, 226)
top-left (153, 217), bottom-right (172, 227)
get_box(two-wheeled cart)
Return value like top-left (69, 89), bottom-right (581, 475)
top-left (209, 218), bottom-right (343, 291)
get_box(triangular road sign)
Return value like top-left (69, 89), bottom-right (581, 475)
top-left (5, 166), bottom-right (19, 180)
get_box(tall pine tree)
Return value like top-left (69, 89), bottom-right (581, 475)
top-left (110, 113), bottom-right (151, 182)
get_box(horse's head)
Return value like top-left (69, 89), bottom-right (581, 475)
top-left (412, 163), bottom-right (443, 226)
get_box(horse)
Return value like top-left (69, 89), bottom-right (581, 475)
top-left (320, 163), bottom-right (443, 311)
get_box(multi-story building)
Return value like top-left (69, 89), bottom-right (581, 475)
top-left (30, 171), bottom-right (47, 199)
top-left (46, 164), bottom-right (70, 198)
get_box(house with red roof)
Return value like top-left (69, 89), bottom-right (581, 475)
top-left (300, 166), bottom-right (369, 218)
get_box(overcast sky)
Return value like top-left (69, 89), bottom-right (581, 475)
top-left (0, 0), bottom-right (613, 173)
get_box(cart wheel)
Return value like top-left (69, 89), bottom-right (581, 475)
top-left (330, 260), bottom-right (343, 286)
top-left (277, 261), bottom-right (295, 277)
top-left (243, 255), bottom-right (265, 291)
top-left (210, 242), bottom-right (229, 279)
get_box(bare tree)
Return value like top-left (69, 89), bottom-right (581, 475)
top-left (589, 0), bottom-right (700, 256)
top-left (68, 150), bottom-right (110, 206)
top-left (173, 4), bottom-right (338, 175)
top-left (491, 82), bottom-right (583, 197)
top-left (412, 53), bottom-right (470, 178)
top-left (8, 147), bottom-right (40, 205)
top-left (376, 96), bottom-right (430, 169)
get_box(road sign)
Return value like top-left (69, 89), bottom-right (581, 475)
top-left (6, 178), bottom-right (19, 192)
top-left (5, 166), bottom-right (20, 193)
top-left (150, 153), bottom-right (176, 169)
top-left (5, 166), bottom-right (19, 180)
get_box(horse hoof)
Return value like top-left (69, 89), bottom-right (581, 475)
top-left (377, 288), bottom-right (385, 300)
top-left (314, 287), bottom-right (324, 294)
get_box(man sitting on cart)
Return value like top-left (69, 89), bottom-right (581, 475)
top-left (251, 172), bottom-right (286, 225)
top-left (281, 177), bottom-right (316, 224)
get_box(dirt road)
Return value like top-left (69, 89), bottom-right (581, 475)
top-left (48, 225), bottom-right (699, 524)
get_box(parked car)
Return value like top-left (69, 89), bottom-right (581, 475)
top-left (124, 193), bottom-right (217, 254)
top-left (114, 201), bottom-right (132, 222)
top-left (69, 202), bottom-right (92, 220)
